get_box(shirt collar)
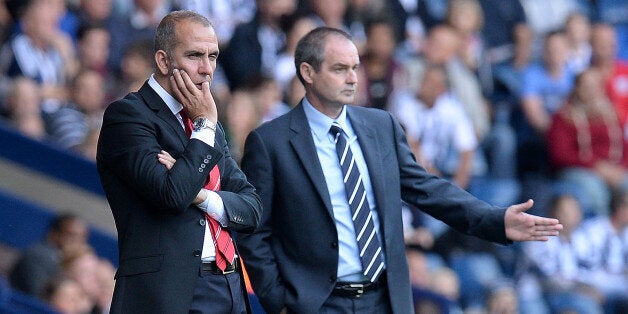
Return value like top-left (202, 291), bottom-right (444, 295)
top-left (148, 74), bottom-right (183, 116)
top-left (302, 97), bottom-right (349, 141)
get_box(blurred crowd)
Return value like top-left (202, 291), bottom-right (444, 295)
top-left (1, 0), bottom-right (628, 313)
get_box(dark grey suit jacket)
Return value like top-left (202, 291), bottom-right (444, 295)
top-left (97, 81), bottom-right (262, 313)
top-left (238, 103), bottom-right (509, 313)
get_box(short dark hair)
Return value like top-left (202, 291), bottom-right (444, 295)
top-left (154, 10), bottom-right (212, 57)
top-left (124, 38), bottom-right (154, 61)
top-left (49, 213), bottom-right (80, 233)
top-left (547, 193), bottom-right (577, 218)
top-left (294, 27), bottom-right (352, 85)
top-left (77, 22), bottom-right (107, 43)
top-left (609, 187), bottom-right (628, 216)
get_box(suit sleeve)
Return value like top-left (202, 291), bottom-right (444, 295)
top-left (390, 113), bottom-right (510, 244)
top-left (98, 99), bottom-right (219, 214)
top-left (214, 123), bottom-right (262, 233)
top-left (237, 129), bottom-right (287, 314)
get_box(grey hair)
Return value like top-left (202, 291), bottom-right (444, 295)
top-left (294, 27), bottom-right (352, 85)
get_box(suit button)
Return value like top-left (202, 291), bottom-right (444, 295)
top-left (199, 168), bottom-right (204, 172)
top-left (206, 155), bottom-right (212, 159)
top-left (331, 242), bottom-right (338, 248)
top-left (199, 219), bottom-right (205, 226)
top-left (203, 159), bottom-right (209, 163)
top-left (200, 164), bottom-right (206, 169)
top-left (328, 276), bottom-right (336, 283)
top-left (193, 249), bottom-right (201, 257)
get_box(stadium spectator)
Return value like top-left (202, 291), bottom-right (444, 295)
top-left (0, 0), bottom-right (78, 120)
top-left (485, 281), bottom-right (519, 314)
top-left (107, 0), bottom-right (172, 75)
top-left (285, 74), bottom-right (305, 107)
top-left (407, 246), bottom-right (459, 313)
top-left (76, 24), bottom-right (111, 82)
top-left (3, 77), bottom-right (45, 139)
top-left (564, 12), bottom-right (592, 74)
top-left (477, 0), bottom-right (533, 98)
top-left (576, 188), bottom-right (628, 313)
top-left (516, 30), bottom-right (575, 176)
top-left (303, 0), bottom-right (350, 31)
top-left (445, 0), bottom-right (485, 72)
top-left (357, 18), bottom-right (405, 109)
top-left (44, 69), bottom-right (106, 152)
top-left (273, 15), bottom-right (316, 94)
top-left (589, 23), bottom-right (628, 126)
top-left (62, 245), bottom-right (115, 314)
top-left (519, 0), bottom-right (584, 59)
top-left (248, 74), bottom-right (290, 123)
top-left (406, 25), bottom-right (491, 145)
top-left (390, 64), bottom-right (479, 190)
top-left (547, 68), bottom-right (628, 216)
top-left (113, 38), bottom-right (154, 98)
top-left (9, 213), bottom-right (88, 297)
top-left (221, 0), bottom-right (296, 90)
top-left (518, 193), bottom-right (603, 314)
top-left (43, 276), bottom-right (93, 314)
top-left (74, 0), bottom-right (113, 27)
top-left (224, 87), bottom-right (260, 164)
top-left (176, 0), bottom-right (256, 46)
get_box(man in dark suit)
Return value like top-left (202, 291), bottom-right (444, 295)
top-left (97, 10), bottom-right (262, 314)
top-left (237, 27), bottom-right (562, 314)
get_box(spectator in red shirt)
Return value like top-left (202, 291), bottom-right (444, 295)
top-left (547, 68), bottom-right (628, 217)
top-left (590, 23), bottom-right (628, 125)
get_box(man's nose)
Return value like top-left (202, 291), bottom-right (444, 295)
top-left (347, 69), bottom-right (358, 84)
top-left (199, 58), bottom-right (214, 75)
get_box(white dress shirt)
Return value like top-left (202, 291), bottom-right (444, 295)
top-left (302, 98), bottom-right (385, 282)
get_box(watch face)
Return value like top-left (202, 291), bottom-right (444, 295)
top-left (194, 118), bottom-right (206, 129)
top-left (192, 117), bottom-right (215, 132)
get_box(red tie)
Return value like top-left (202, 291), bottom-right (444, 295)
top-left (180, 110), bottom-right (236, 270)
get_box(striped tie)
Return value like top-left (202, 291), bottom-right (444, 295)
top-left (180, 110), bottom-right (235, 271)
top-left (330, 123), bottom-right (384, 282)
top-left (203, 167), bottom-right (235, 271)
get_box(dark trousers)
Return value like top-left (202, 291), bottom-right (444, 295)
top-left (189, 267), bottom-right (247, 314)
top-left (318, 286), bottom-right (392, 314)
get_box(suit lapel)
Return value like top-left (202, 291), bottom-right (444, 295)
top-left (137, 82), bottom-right (188, 147)
top-left (347, 107), bottom-right (387, 227)
top-left (289, 104), bottom-right (334, 216)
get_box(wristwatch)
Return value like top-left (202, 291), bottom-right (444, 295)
top-left (193, 117), bottom-right (217, 132)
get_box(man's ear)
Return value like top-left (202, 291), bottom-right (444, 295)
top-left (155, 50), bottom-right (170, 75)
top-left (299, 62), bottom-right (314, 84)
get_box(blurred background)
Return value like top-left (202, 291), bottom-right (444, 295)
top-left (0, 0), bottom-right (627, 313)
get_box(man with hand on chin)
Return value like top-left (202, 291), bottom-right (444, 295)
top-left (97, 10), bottom-right (261, 314)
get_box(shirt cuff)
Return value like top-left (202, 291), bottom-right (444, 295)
top-left (191, 128), bottom-right (215, 147)
top-left (196, 189), bottom-right (227, 226)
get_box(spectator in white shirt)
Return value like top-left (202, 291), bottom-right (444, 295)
top-left (576, 188), bottom-right (628, 313)
top-left (518, 193), bottom-right (603, 314)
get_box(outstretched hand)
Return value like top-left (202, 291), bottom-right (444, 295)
top-left (505, 199), bottom-right (563, 241)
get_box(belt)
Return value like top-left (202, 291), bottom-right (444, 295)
top-left (201, 258), bottom-right (238, 275)
top-left (332, 272), bottom-right (386, 299)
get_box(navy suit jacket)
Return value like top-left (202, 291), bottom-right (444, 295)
top-left (97, 81), bottom-right (262, 313)
top-left (238, 103), bottom-right (509, 313)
